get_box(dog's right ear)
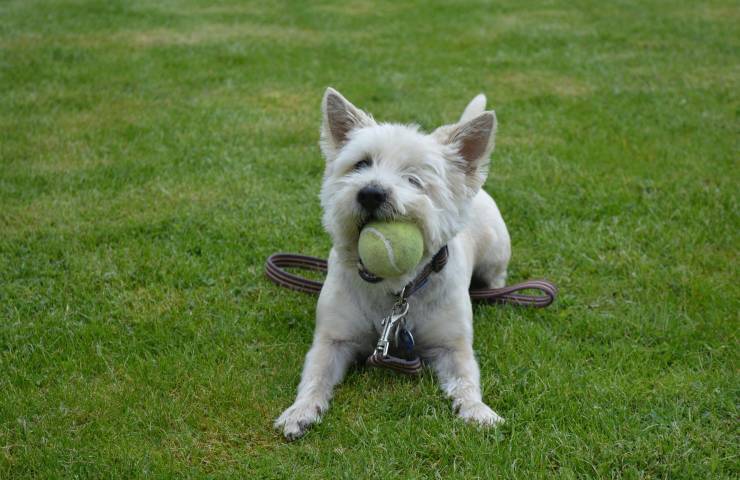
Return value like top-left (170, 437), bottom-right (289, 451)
top-left (320, 87), bottom-right (374, 162)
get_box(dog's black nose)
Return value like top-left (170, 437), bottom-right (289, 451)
top-left (357, 185), bottom-right (388, 211)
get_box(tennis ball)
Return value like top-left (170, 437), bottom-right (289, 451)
top-left (358, 221), bottom-right (424, 278)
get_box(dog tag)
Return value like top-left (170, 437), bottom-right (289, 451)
top-left (398, 327), bottom-right (415, 353)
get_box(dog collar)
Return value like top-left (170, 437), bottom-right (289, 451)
top-left (357, 245), bottom-right (449, 299)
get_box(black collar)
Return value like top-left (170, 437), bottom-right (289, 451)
top-left (358, 245), bottom-right (449, 299)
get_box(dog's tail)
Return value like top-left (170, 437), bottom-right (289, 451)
top-left (459, 93), bottom-right (487, 123)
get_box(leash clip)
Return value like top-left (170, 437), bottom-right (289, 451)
top-left (375, 300), bottom-right (409, 358)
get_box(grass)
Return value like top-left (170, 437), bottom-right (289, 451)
top-left (0, 0), bottom-right (737, 477)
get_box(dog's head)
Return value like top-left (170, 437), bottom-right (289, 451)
top-left (319, 88), bottom-right (497, 264)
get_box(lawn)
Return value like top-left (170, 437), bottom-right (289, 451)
top-left (1, 0), bottom-right (737, 478)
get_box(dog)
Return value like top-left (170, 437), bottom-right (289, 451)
top-left (275, 88), bottom-right (511, 440)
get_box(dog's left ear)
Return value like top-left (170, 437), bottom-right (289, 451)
top-left (320, 87), bottom-right (375, 163)
top-left (445, 111), bottom-right (497, 189)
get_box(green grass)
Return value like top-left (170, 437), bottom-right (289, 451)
top-left (1, 0), bottom-right (738, 477)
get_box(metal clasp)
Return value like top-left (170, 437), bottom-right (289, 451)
top-left (375, 300), bottom-right (409, 358)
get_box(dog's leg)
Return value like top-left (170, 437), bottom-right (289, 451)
top-left (274, 336), bottom-right (359, 440)
top-left (430, 339), bottom-right (504, 427)
top-left (275, 252), bottom-right (374, 441)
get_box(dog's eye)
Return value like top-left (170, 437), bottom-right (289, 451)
top-left (406, 175), bottom-right (423, 189)
top-left (353, 157), bottom-right (372, 171)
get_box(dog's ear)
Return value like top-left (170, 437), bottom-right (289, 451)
top-left (445, 111), bottom-right (497, 189)
top-left (320, 87), bottom-right (374, 162)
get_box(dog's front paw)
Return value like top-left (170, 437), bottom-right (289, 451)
top-left (274, 401), bottom-right (324, 441)
top-left (457, 401), bottom-right (505, 427)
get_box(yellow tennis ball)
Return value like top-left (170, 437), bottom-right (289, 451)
top-left (358, 221), bottom-right (424, 278)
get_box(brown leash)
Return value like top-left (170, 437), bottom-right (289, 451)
top-left (265, 252), bottom-right (558, 307)
top-left (265, 252), bottom-right (557, 375)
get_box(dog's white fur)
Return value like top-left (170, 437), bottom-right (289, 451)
top-left (275, 88), bottom-right (511, 440)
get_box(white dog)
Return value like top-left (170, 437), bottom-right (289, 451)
top-left (275, 88), bottom-right (511, 440)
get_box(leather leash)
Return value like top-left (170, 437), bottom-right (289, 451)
top-left (265, 252), bottom-right (558, 307)
top-left (265, 251), bottom-right (557, 375)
